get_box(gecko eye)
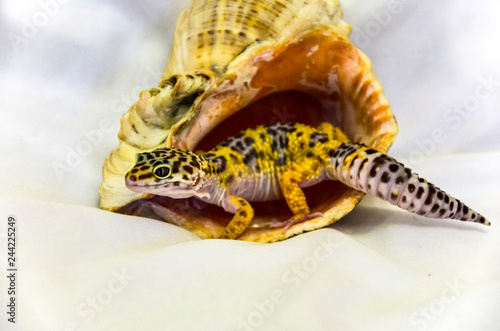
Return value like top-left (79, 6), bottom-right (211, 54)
top-left (153, 165), bottom-right (171, 178)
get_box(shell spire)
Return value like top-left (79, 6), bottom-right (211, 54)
top-left (162, 0), bottom-right (351, 77)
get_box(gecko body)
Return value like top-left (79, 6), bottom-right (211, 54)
top-left (125, 122), bottom-right (490, 239)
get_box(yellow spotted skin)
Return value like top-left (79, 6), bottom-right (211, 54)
top-left (125, 122), bottom-right (490, 239)
top-left (219, 196), bottom-right (254, 239)
top-left (202, 122), bottom-right (350, 232)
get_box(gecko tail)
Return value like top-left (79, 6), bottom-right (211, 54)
top-left (327, 143), bottom-right (491, 226)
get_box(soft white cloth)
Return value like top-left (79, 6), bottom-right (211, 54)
top-left (1, 0), bottom-right (499, 330)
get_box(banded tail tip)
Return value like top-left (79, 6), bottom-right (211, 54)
top-left (328, 143), bottom-right (491, 227)
top-left (475, 215), bottom-right (491, 226)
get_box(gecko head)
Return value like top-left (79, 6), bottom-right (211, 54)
top-left (125, 148), bottom-right (207, 199)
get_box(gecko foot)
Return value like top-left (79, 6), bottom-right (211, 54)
top-left (270, 212), bottom-right (324, 232)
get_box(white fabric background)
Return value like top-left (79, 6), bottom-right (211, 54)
top-left (1, 0), bottom-right (499, 330)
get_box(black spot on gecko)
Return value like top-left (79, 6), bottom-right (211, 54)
top-left (266, 128), bottom-right (277, 136)
top-left (439, 209), bottom-right (446, 217)
top-left (135, 162), bottom-right (146, 167)
top-left (178, 157), bottom-right (188, 162)
top-left (395, 176), bottom-right (405, 184)
top-left (390, 192), bottom-right (398, 200)
top-left (244, 137), bottom-right (254, 146)
top-left (349, 155), bottom-right (359, 168)
top-left (437, 191), bottom-right (444, 200)
top-left (381, 172), bottom-right (390, 183)
top-left (235, 141), bottom-right (245, 151)
top-left (259, 133), bottom-right (266, 140)
top-left (172, 161), bottom-right (182, 173)
top-left (359, 159), bottom-right (368, 171)
top-left (365, 149), bottom-right (377, 155)
top-left (239, 210), bottom-right (247, 218)
top-left (425, 186), bottom-right (436, 205)
top-left (152, 161), bottom-right (163, 168)
top-left (416, 187), bottom-right (425, 199)
top-left (190, 160), bottom-right (200, 169)
top-left (225, 175), bottom-right (234, 185)
top-left (271, 140), bottom-right (278, 151)
top-left (389, 164), bottom-right (399, 172)
top-left (214, 156), bottom-right (227, 173)
top-left (444, 195), bottom-right (450, 204)
top-left (182, 175), bottom-right (188, 180)
top-left (408, 184), bottom-right (416, 193)
top-left (140, 165), bottom-right (149, 171)
top-left (138, 173), bottom-right (154, 180)
top-left (296, 132), bottom-right (303, 138)
top-left (239, 200), bottom-right (247, 206)
top-left (183, 165), bottom-right (193, 174)
top-left (431, 204), bottom-right (440, 213)
top-left (343, 147), bottom-right (357, 158)
top-left (173, 181), bottom-right (180, 186)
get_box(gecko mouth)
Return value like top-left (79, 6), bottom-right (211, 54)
top-left (118, 28), bottom-right (398, 241)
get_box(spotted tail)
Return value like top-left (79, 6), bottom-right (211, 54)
top-left (327, 143), bottom-right (490, 226)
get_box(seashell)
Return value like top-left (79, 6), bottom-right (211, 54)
top-left (99, 0), bottom-right (399, 242)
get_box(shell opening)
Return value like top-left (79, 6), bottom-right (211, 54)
top-left (117, 29), bottom-right (397, 241)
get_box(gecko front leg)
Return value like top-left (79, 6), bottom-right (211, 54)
top-left (219, 195), bottom-right (255, 239)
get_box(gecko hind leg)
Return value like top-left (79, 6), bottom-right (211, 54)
top-left (272, 161), bottom-right (324, 231)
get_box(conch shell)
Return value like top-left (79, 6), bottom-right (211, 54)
top-left (99, 0), bottom-right (398, 242)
